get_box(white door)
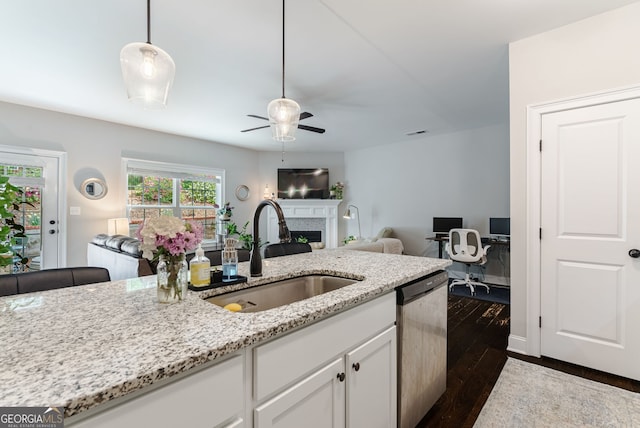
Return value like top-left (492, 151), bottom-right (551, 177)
top-left (0, 150), bottom-right (62, 270)
top-left (540, 98), bottom-right (640, 380)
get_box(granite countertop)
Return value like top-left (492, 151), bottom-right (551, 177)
top-left (0, 249), bottom-right (450, 418)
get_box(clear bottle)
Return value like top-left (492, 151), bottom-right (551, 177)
top-left (222, 238), bottom-right (238, 282)
top-left (189, 244), bottom-right (211, 286)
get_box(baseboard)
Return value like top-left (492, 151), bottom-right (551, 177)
top-left (507, 334), bottom-right (528, 355)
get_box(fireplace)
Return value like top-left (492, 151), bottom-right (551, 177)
top-left (266, 199), bottom-right (342, 248)
top-left (290, 230), bottom-right (322, 243)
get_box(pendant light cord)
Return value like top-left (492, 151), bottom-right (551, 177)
top-left (146, 0), bottom-right (152, 44)
top-left (281, 0), bottom-right (286, 98)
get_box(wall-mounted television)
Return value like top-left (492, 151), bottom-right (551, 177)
top-left (277, 168), bottom-right (329, 199)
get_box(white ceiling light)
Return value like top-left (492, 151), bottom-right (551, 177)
top-left (268, 0), bottom-right (300, 142)
top-left (120, 0), bottom-right (175, 109)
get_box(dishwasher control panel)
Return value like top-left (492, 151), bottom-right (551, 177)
top-left (396, 270), bottom-right (448, 305)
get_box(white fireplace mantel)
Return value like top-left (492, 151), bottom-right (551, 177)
top-left (266, 199), bottom-right (343, 249)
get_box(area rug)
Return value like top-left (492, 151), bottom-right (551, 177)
top-left (449, 284), bottom-right (510, 305)
top-left (474, 358), bottom-right (640, 427)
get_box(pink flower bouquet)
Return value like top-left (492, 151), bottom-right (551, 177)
top-left (136, 216), bottom-right (204, 260)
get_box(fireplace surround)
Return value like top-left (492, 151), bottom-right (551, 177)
top-left (266, 199), bottom-right (342, 249)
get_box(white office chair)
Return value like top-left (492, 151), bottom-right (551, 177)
top-left (445, 228), bottom-right (490, 295)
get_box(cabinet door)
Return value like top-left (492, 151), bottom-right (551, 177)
top-left (254, 359), bottom-right (346, 428)
top-left (345, 326), bottom-right (397, 428)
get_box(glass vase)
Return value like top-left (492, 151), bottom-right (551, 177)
top-left (156, 254), bottom-right (188, 304)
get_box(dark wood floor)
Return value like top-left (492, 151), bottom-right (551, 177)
top-left (417, 294), bottom-right (640, 428)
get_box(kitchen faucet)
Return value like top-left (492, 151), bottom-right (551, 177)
top-left (250, 199), bottom-right (291, 277)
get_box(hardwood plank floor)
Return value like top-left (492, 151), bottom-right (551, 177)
top-left (417, 294), bottom-right (640, 428)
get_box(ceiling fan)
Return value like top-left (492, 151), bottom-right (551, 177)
top-left (241, 112), bottom-right (326, 134)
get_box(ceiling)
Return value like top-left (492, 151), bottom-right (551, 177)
top-left (1, 0), bottom-right (637, 153)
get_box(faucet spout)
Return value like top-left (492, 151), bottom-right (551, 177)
top-left (250, 199), bottom-right (291, 277)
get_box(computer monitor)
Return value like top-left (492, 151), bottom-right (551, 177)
top-left (490, 217), bottom-right (510, 237)
top-left (433, 217), bottom-right (463, 235)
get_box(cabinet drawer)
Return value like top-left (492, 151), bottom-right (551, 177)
top-left (68, 353), bottom-right (245, 428)
top-left (254, 292), bottom-right (395, 401)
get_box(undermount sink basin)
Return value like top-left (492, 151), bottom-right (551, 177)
top-left (206, 275), bottom-right (361, 313)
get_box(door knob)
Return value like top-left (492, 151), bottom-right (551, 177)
top-left (352, 362), bottom-right (360, 372)
top-left (49, 229), bottom-right (56, 235)
top-left (629, 249), bottom-right (640, 258)
top-left (337, 372), bottom-right (345, 382)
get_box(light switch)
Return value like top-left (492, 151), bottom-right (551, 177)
top-left (70, 206), bottom-right (81, 216)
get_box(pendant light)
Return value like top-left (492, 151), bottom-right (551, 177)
top-left (120, 0), bottom-right (175, 109)
top-left (268, 0), bottom-right (301, 142)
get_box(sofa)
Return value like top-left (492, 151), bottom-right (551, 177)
top-left (343, 238), bottom-right (404, 254)
top-left (342, 227), bottom-right (404, 254)
top-left (87, 234), bottom-right (250, 280)
top-left (0, 267), bottom-right (110, 297)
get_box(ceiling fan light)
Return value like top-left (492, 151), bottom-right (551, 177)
top-left (120, 42), bottom-right (175, 109)
top-left (268, 97), bottom-right (300, 142)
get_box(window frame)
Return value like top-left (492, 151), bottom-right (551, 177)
top-left (123, 158), bottom-right (225, 240)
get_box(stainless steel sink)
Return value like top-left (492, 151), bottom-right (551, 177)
top-left (206, 275), bottom-right (360, 313)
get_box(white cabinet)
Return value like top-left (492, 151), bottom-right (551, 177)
top-left (67, 353), bottom-right (245, 428)
top-left (255, 359), bottom-right (346, 428)
top-left (252, 293), bottom-right (397, 428)
top-left (346, 327), bottom-right (397, 428)
top-left (66, 293), bottom-right (397, 428)
top-left (254, 326), bottom-right (396, 428)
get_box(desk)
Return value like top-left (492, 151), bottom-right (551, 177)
top-left (426, 235), bottom-right (510, 259)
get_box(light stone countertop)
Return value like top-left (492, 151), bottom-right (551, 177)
top-left (0, 249), bottom-right (450, 418)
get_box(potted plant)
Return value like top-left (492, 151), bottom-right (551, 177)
top-left (226, 220), bottom-right (267, 250)
top-left (343, 235), bottom-right (357, 245)
top-left (330, 182), bottom-right (345, 200)
top-left (217, 202), bottom-right (234, 220)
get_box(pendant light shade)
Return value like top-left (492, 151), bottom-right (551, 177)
top-left (120, 42), bottom-right (175, 109)
top-left (268, 0), bottom-right (300, 142)
top-left (268, 97), bottom-right (300, 142)
top-left (120, 0), bottom-right (175, 109)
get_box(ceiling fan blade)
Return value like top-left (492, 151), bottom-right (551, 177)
top-left (299, 112), bottom-right (313, 120)
top-left (247, 114), bottom-right (269, 121)
top-left (241, 125), bottom-right (270, 132)
top-left (298, 124), bottom-right (326, 134)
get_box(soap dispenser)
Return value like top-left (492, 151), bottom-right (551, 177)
top-left (190, 244), bottom-right (211, 286)
top-left (222, 238), bottom-right (238, 282)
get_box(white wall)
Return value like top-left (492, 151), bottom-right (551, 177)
top-left (344, 124), bottom-right (509, 257)
top-left (0, 101), bottom-right (260, 267)
top-left (509, 2), bottom-right (640, 344)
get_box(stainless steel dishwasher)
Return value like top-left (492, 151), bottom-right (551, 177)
top-left (396, 270), bottom-right (448, 428)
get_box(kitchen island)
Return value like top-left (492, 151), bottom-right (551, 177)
top-left (0, 249), bottom-right (450, 425)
